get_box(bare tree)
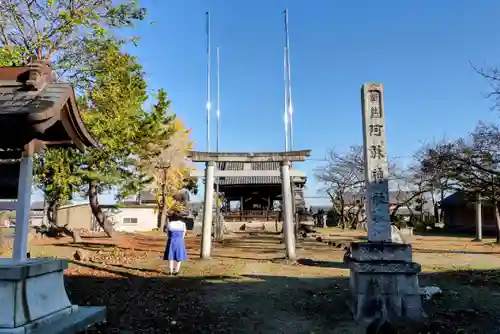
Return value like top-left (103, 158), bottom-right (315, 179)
top-left (418, 123), bottom-right (500, 242)
top-left (413, 140), bottom-right (455, 225)
top-left (316, 145), bottom-right (427, 229)
top-left (389, 165), bottom-right (422, 224)
top-left (315, 145), bottom-right (365, 228)
top-left (471, 62), bottom-right (500, 110)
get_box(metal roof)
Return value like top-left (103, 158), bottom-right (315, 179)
top-left (218, 176), bottom-right (282, 185)
top-left (215, 162), bottom-right (305, 185)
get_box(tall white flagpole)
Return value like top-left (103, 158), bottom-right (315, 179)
top-left (216, 46), bottom-right (220, 152)
top-left (206, 11), bottom-right (211, 152)
top-left (284, 9), bottom-right (294, 151)
top-left (283, 46), bottom-right (289, 152)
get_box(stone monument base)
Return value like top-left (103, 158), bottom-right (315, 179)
top-left (347, 242), bottom-right (423, 325)
top-left (0, 258), bottom-right (106, 333)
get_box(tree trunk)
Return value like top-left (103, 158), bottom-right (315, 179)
top-left (88, 180), bottom-right (115, 238)
top-left (157, 168), bottom-right (169, 231)
top-left (439, 188), bottom-right (445, 224)
top-left (433, 203), bottom-right (439, 225)
top-left (47, 200), bottom-right (81, 243)
top-left (390, 204), bottom-right (402, 223)
top-left (495, 200), bottom-right (500, 244)
top-left (158, 199), bottom-right (168, 232)
top-left (47, 201), bottom-right (58, 226)
top-left (339, 197), bottom-right (345, 229)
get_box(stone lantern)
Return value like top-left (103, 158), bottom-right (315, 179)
top-left (0, 60), bottom-right (105, 333)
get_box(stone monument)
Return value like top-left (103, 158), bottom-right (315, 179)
top-left (0, 60), bottom-right (105, 333)
top-left (347, 83), bottom-right (422, 326)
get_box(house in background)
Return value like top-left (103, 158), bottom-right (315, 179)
top-left (441, 191), bottom-right (493, 234)
top-left (29, 201), bottom-right (158, 232)
top-left (123, 190), bottom-right (157, 205)
top-left (30, 201), bottom-right (45, 227)
top-left (58, 203), bottom-right (94, 231)
top-left (0, 201), bottom-right (45, 227)
top-left (30, 202), bottom-right (95, 231)
top-left (23, 189), bottom-right (197, 233)
top-left (101, 204), bottom-right (157, 232)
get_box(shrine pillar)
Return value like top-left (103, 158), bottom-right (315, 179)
top-left (12, 143), bottom-right (34, 262)
top-left (280, 160), bottom-right (296, 260)
top-left (475, 195), bottom-right (483, 241)
top-left (200, 161), bottom-right (215, 259)
top-left (347, 83), bottom-right (422, 327)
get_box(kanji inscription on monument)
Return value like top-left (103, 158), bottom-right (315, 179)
top-left (361, 83), bottom-right (391, 242)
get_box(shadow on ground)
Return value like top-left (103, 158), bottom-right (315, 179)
top-left (297, 258), bottom-right (346, 268)
top-left (413, 248), bottom-right (500, 255)
top-left (66, 260), bottom-right (500, 334)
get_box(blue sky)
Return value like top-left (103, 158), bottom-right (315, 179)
top-left (34, 0), bottom-right (500, 205)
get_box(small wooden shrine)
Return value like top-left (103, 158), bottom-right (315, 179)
top-left (189, 151), bottom-right (309, 222)
top-left (0, 59), bottom-right (104, 333)
top-left (217, 161), bottom-right (306, 221)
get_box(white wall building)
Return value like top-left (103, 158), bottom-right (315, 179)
top-left (101, 205), bottom-right (158, 232)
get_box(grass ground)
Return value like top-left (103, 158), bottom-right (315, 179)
top-left (4, 228), bottom-right (500, 333)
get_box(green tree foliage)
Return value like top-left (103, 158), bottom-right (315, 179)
top-left (33, 149), bottom-right (83, 240)
top-left (0, 0), bottom-right (145, 74)
top-left (0, 0), bottom-right (148, 238)
top-left (76, 39), bottom-right (174, 237)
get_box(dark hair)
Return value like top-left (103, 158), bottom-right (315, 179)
top-left (169, 214), bottom-right (184, 221)
top-left (168, 208), bottom-right (189, 222)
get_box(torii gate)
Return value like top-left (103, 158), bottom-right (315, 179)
top-left (188, 150), bottom-right (311, 260)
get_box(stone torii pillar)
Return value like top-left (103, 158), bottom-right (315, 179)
top-left (475, 195), bottom-right (483, 241)
top-left (201, 162), bottom-right (215, 259)
top-left (280, 160), bottom-right (296, 260)
top-left (347, 83), bottom-right (422, 326)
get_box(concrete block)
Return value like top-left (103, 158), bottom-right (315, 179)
top-left (0, 259), bottom-right (106, 333)
top-left (348, 242), bottom-right (423, 323)
top-left (350, 242), bottom-right (413, 262)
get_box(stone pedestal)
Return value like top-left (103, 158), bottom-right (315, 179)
top-left (0, 258), bottom-right (105, 333)
top-left (347, 242), bottom-right (423, 324)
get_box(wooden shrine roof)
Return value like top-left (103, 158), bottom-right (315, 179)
top-left (215, 161), bottom-right (306, 186)
top-left (217, 162), bottom-right (277, 185)
top-left (218, 176), bottom-right (282, 186)
top-left (0, 60), bottom-right (98, 151)
top-left (0, 60), bottom-right (98, 199)
top-left (188, 151), bottom-right (310, 186)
